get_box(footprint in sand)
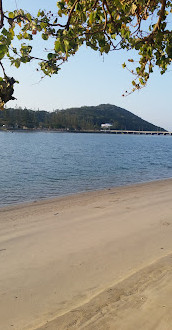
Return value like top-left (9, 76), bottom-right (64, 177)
top-left (162, 221), bottom-right (171, 226)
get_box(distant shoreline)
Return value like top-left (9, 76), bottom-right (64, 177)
top-left (0, 128), bottom-right (170, 135)
top-left (2, 104), bottom-right (167, 132)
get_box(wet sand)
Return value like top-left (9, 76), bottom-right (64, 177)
top-left (0, 179), bottom-right (172, 329)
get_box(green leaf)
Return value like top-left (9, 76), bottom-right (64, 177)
top-left (8, 12), bottom-right (14, 19)
top-left (0, 44), bottom-right (7, 59)
top-left (42, 33), bottom-right (49, 40)
top-left (54, 39), bottom-right (61, 52)
top-left (64, 39), bottom-right (69, 52)
top-left (89, 12), bottom-right (94, 24)
top-left (17, 34), bottom-right (23, 40)
top-left (47, 53), bottom-right (55, 60)
top-left (15, 60), bottom-right (21, 68)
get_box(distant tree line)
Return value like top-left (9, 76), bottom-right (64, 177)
top-left (0, 104), bottom-right (165, 131)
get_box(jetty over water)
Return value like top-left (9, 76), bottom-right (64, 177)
top-left (101, 130), bottom-right (172, 136)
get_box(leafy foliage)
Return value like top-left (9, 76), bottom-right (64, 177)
top-left (0, 104), bottom-right (165, 131)
top-left (0, 0), bottom-right (172, 106)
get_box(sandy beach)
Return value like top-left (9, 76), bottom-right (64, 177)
top-left (0, 179), bottom-right (172, 330)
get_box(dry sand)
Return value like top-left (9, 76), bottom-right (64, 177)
top-left (0, 179), bottom-right (172, 330)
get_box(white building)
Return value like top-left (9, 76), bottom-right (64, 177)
top-left (101, 123), bottom-right (113, 129)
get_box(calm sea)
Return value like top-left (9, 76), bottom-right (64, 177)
top-left (0, 131), bottom-right (172, 207)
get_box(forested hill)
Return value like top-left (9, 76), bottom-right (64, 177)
top-left (0, 104), bottom-right (165, 131)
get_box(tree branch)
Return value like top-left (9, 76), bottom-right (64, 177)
top-left (152, 0), bottom-right (166, 33)
top-left (103, 0), bottom-right (117, 29)
top-left (66, 0), bottom-right (80, 31)
top-left (0, 0), bottom-right (4, 28)
top-left (102, 1), bottom-right (107, 32)
top-left (142, 0), bottom-right (166, 42)
top-left (0, 61), bottom-right (6, 76)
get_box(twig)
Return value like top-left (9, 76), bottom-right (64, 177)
top-left (66, 0), bottom-right (80, 31)
top-left (102, 1), bottom-right (107, 32)
top-left (0, 61), bottom-right (6, 76)
top-left (0, 0), bottom-right (4, 28)
top-left (140, 0), bottom-right (167, 42)
top-left (103, 0), bottom-right (117, 29)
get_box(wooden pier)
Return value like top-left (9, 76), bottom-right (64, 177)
top-left (101, 130), bottom-right (172, 136)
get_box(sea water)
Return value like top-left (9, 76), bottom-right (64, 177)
top-left (0, 131), bottom-right (172, 207)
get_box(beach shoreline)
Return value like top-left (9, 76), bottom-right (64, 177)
top-left (0, 176), bottom-right (172, 211)
top-left (1, 178), bottom-right (172, 329)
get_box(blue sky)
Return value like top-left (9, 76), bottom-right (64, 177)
top-left (3, 1), bottom-right (172, 130)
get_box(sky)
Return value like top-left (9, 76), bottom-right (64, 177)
top-left (3, 0), bottom-right (172, 131)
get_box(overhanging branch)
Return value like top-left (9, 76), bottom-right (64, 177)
top-left (142, 0), bottom-right (166, 42)
top-left (66, 0), bottom-right (80, 31)
top-left (0, 0), bottom-right (4, 28)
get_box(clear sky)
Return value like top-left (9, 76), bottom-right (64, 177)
top-left (3, 0), bottom-right (172, 131)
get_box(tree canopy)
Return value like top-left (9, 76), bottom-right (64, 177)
top-left (0, 104), bottom-right (165, 131)
top-left (0, 0), bottom-right (171, 108)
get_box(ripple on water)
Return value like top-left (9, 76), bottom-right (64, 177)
top-left (0, 132), bottom-right (172, 207)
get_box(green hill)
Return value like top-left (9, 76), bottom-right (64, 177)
top-left (0, 104), bottom-right (166, 131)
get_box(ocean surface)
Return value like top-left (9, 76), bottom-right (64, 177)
top-left (0, 131), bottom-right (172, 207)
